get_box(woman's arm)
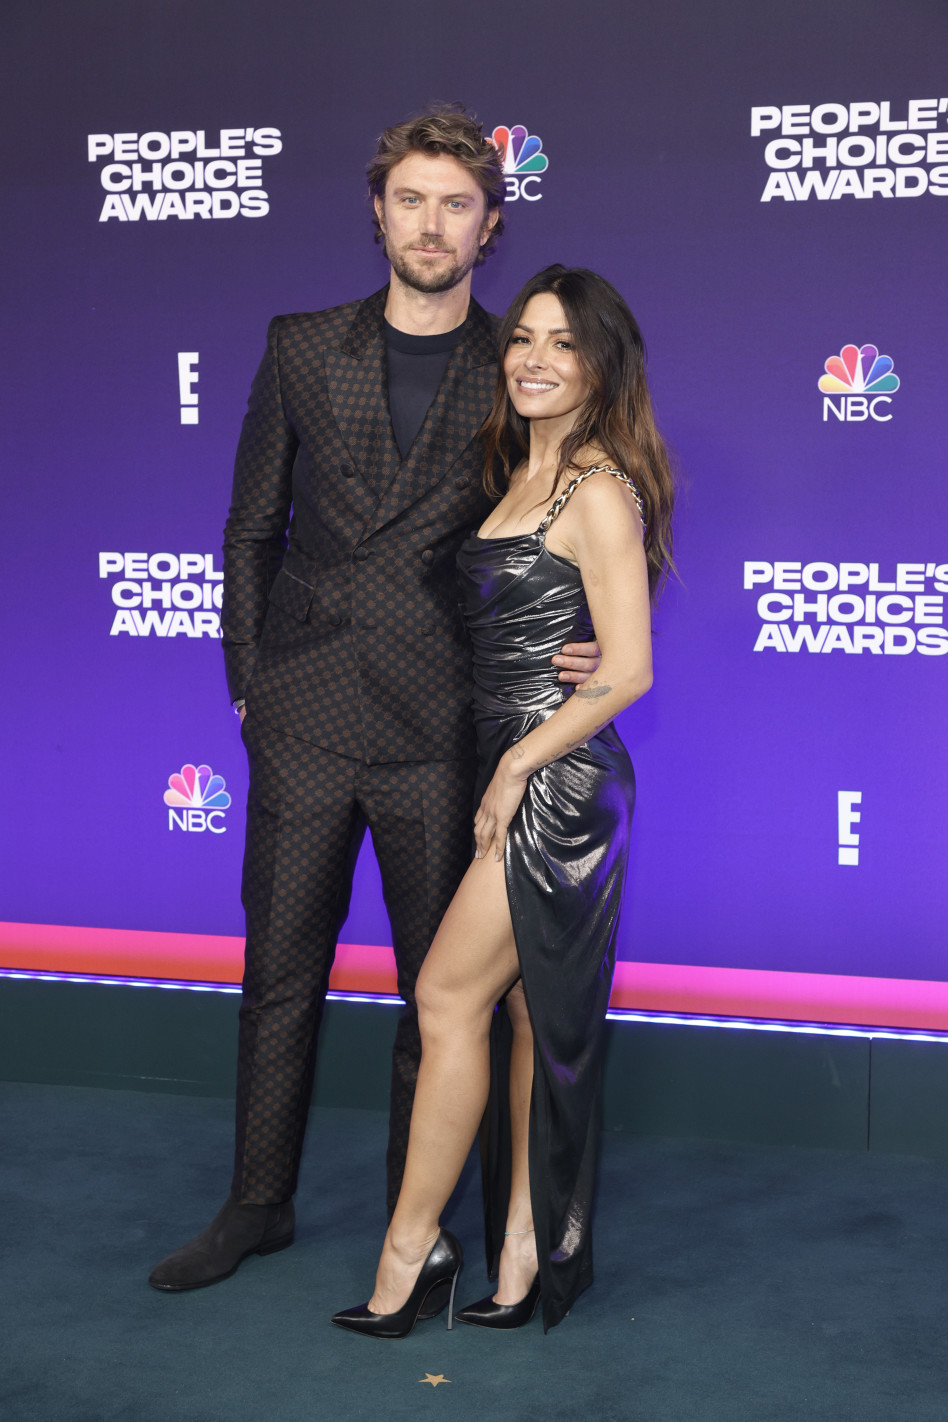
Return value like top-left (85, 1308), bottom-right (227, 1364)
top-left (474, 474), bottom-right (653, 860)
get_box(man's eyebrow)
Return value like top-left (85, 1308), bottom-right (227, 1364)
top-left (390, 186), bottom-right (477, 200)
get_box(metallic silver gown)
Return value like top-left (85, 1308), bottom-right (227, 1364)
top-left (456, 468), bottom-right (638, 1332)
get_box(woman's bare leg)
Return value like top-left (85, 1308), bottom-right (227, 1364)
top-left (367, 852), bottom-right (521, 1314)
top-left (493, 981), bottom-right (539, 1303)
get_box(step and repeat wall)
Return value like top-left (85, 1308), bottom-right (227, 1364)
top-left (2, 0), bottom-right (946, 1027)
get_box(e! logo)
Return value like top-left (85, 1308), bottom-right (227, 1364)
top-left (838, 791), bottom-right (862, 866)
top-left (178, 352), bottom-right (199, 424)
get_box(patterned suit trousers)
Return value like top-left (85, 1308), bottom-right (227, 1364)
top-left (232, 712), bottom-right (477, 1213)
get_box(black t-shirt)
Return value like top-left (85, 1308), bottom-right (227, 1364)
top-left (384, 317), bottom-right (466, 460)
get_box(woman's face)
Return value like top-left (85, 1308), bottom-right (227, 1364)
top-left (503, 293), bottom-right (590, 424)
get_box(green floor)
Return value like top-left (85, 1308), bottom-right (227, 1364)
top-left (3, 1080), bottom-right (948, 1421)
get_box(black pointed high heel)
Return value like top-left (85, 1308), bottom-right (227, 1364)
top-left (331, 1230), bottom-right (463, 1340)
top-left (416, 1277), bottom-right (453, 1321)
top-left (454, 1274), bottom-right (541, 1329)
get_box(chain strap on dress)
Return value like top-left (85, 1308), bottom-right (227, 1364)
top-left (538, 465), bottom-right (646, 533)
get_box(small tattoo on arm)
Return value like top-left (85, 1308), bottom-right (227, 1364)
top-left (575, 683), bottom-right (612, 700)
top-left (510, 745), bottom-right (525, 761)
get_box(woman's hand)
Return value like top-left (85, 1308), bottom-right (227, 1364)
top-left (474, 751), bottom-right (529, 862)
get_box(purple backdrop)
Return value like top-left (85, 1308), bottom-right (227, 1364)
top-left (2, 0), bottom-right (946, 995)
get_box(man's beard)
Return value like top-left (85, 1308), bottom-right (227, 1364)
top-left (387, 237), bottom-right (478, 294)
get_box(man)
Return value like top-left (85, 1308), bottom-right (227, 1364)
top-left (149, 106), bottom-right (599, 1292)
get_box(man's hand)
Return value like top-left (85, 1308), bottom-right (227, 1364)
top-left (553, 640), bottom-right (602, 684)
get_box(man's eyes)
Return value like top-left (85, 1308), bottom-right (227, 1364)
top-left (399, 197), bottom-right (468, 209)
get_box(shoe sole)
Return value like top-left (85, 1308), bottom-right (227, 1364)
top-left (148, 1232), bottom-right (294, 1292)
top-left (331, 1267), bottom-right (462, 1338)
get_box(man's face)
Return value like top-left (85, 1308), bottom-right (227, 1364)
top-left (375, 152), bottom-right (497, 294)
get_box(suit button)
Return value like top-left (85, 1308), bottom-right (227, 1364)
top-left (327, 612), bottom-right (342, 627)
top-left (420, 549), bottom-right (435, 565)
top-left (454, 477), bottom-right (470, 490)
top-left (363, 619), bottom-right (377, 630)
top-left (354, 547), bottom-right (369, 562)
top-left (340, 464), bottom-right (354, 479)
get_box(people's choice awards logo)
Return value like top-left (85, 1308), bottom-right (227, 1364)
top-left (744, 561), bottom-right (948, 657)
top-left (88, 127), bottom-right (282, 222)
top-left (751, 98), bottom-right (948, 202)
top-left (165, 763), bottom-right (232, 833)
top-left (490, 125), bottom-right (548, 202)
top-left (99, 552), bottom-right (223, 639)
top-left (819, 343), bottom-right (900, 422)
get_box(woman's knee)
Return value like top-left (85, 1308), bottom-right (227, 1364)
top-left (416, 973), bottom-right (460, 1034)
top-left (414, 964), bottom-right (447, 1025)
top-left (416, 973), bottom-right (489, 1045)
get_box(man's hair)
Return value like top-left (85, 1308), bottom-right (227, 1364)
top-left (367, 103), bottom-right (506, 263)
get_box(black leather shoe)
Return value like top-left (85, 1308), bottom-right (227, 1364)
top-left (148, 1195), bottom-right (295, 1291)
top-left (331, 1229), bottom-right (463, 1339)
top-left (416, 1278), bottom-right (453, 1321)
top-left (454, 1275), bottom-right (540, 1329)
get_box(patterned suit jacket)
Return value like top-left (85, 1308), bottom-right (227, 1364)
top-left (222, 286), bottom-right (498, 762)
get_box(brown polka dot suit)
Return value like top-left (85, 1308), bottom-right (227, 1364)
top-left (222, 286), bottom-right (497, 1211)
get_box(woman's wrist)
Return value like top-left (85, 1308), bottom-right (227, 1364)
top-left (505, 745), bottom-right (531, 782)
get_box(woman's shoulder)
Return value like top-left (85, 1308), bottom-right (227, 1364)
top-left (542, 467), bottom-right (643, 563)
top-left (566, 461), bottom-right (643, 522)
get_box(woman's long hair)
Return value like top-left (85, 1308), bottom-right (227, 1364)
top-left (481, 265), bottom-right (676, 599)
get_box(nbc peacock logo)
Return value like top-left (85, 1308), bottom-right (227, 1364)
top-left (164, 762), bottom-right (232, 834)
top-left (490, 125), bottom-right (548, 202)
top-left (819, 343), bottom-right (900, 423)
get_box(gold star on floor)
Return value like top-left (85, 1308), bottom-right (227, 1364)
top-left (419, 1373), bottom-right (450, 1387)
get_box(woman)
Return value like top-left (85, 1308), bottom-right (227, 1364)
top-left (332, 266), bottom-right (675, 1337)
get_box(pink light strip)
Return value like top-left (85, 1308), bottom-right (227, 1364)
top-left (5, 968), bottom-right (948, 1043)
top-left (5, 922), bottom-right (948, 1032)
top-left (609, 960), bottom-right (948, 1032)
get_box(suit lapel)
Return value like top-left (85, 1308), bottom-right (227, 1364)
top-left (325, 287), bottom-right (400, 513)
top-left (369, 298), bottom-right (498, 536)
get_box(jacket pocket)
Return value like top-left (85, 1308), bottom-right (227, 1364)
top-left (268, 566), bottom-right (315, 622)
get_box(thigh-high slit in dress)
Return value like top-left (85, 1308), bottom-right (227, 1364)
top-left (455, 466), bottom-right (640, 1332)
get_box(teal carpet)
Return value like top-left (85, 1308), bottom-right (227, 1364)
top-left (2, 1080), bottom-right (948, 1421)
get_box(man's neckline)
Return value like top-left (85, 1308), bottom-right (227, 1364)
top-left (384, 317), bottom-right (467, 355)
